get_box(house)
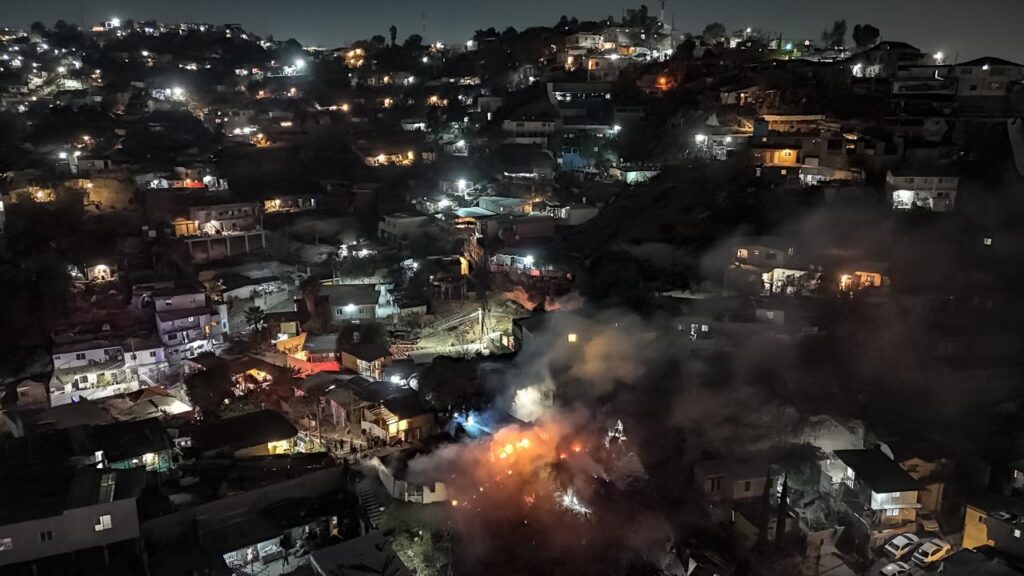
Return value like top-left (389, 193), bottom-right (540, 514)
top-left (377, 213), bottom-right (431, 245)
top-left (566, 33), bottom-right (603, 50)
top-left (953, 57), bottom-right (1024, 97)
top-left (172, 201), bottom-right (260, 237)
top-left (477, 196), bottom-right (534, 215)
top-left (192, 409), bottom-right (298, 458)
top-left (212, 496), bottom-right (356, 574)
top-left (310, 531), bottom-right (412, 576)
top-left (263, 195), bottom-right (318, 213)
top-left (962, 496), bottom-right (1024, 556)
top-left (91, 417), bottom-right (175, 472)
top-left (322, 284), bottom-right (396, 322)
top-left (0, 467), bottom-right (145, 569)
top-left (153, 285), bottom-right (226, 362)
top-left (372, 442), bottom-right (450, 504)
top-left (501, 111), bottom-right (559, 146)
top-left (340, 342), bottom-right (391, 380)
top-left (319, 377), bottom-right (434, 445)
top-left (171, 201), bottom-right (267, 262)
top-left (847, 41), bottom-right (924, 78)
top-left (876, 439), bottom-right (954, 513)
top-left (609, 163), bottom-right (661, 185)
top-left (215, 273), bottom-right (286, 302)
top-left (48, 337), bottom-right (170, 406)
top-left (304, 334), bottom-right (339, 363)
top-left (887, 167), bottom-right (959, 211)
top-left (828, 448), bottom-right (920, 528)
top-left (694, 460), bottom-right (780, 504)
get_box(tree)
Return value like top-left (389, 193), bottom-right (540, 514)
top-left (244, 305), bottom-right (266, 332)
top-left (403, 33), bottom-right (423, 48)
top-left (852, 24), bottom-right (880, 49)
top-left (30, 21), bottom-right (46, 36)
top-left (389, 24), bottom-right (398, 47)
top-left (500, 27), bottom-right (518, 40)
top-left (556, 15), bottom-right (570, 29)
top-left (821, 19), bottom-right (847, 49)
top-left (370, 35), bottom-right (386, 48)
top-left (184, 359), bottom-right (234, 418)
top-left (702, 22), bottom-right (727, 43)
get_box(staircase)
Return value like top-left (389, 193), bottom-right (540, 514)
top-left (356, 476), bottom-right (386, 528)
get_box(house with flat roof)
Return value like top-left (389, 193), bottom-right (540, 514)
top-left (0, 467), bottom-right (145, 569)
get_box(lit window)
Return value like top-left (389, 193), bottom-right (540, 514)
top-left (1016, 528), bottom-right (1022, 538)
top-left (94, 514), bottom-right (112, 532)
top-left (983, 238), bottom-right (993, 246)
top-left (0, 537), bottom-right (12, 551)
top-left (886, 509), bottom-right (899, 516)
top-left (736, 248), bottom-right (748, 259)
top-left (567, 333), bottom-right (578, 343)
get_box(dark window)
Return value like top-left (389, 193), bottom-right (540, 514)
top-left (709, 477), bottom-right (722, 492)
top-left (744, 480), bottom-right (752, 492)
top-left (39, 530), bottom-right (53, 542)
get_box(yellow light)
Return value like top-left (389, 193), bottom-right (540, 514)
top-left (567, 333), bottom-right (578, 343)
top-left (450, 499), bottom-right (459, 507)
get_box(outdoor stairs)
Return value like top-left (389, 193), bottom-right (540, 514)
top-left (356, 476), bottom-right (386, 528)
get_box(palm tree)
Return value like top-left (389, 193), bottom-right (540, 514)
top-left (389, 25), bottom-right (398, 47)
top-left (244, 305), bottom-right (266, 332)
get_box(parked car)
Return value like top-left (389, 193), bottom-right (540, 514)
top-left (912, 539), bottom-right (952, 566)
top-left (880, 561), bottom-right (911, 576)
top-left (883, 533), bottom-right (921, 560)
top-left (918, 511), bottom-right (940, 533)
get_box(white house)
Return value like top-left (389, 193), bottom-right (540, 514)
top-left (565, 33), bottom-right (603, 50)
top-left (377, 213), bottom-right (431, 245)
top-left (886, 168), bottom-right (959, 212)
top-left (48, 337), bottom-right (169, 406)
top-left (321, 284), bottom-right (397, 322)
top-left (152, 286), bottom-right (226, 363)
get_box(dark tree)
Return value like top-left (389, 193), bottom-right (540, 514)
top-left (370, 35), bottom-right (386, 48)
top-left (184, 360), bottom-right (234, 418)
top-left (389, 24), bottom-right (398, 47)
top-left (556, 15), bottom-right (570, 29)
top-left (852, 23), bottom-right (881, 49)
top-left (702, 22), bottom-right (727, 43)
top-left (30, 21), bottom-right (46, 36)
top-left (500, 27), bottom-right (518, 40)
top-left (403, 33), bottom-right (423, 48)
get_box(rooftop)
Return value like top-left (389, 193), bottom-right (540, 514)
top-left (192, 409), bottom-right (298, 453)
top-left (833, 448), bottom-right (919, 493)
top-left (310, 531), bottom-right (412, 576)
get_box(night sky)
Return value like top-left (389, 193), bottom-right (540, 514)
top-left (6, 0), bottom-right (1024, 63)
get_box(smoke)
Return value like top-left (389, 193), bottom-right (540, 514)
top-left (404, 304), bottom-right (834, 574)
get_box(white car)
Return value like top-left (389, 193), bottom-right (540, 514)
top-left (880, 561), bottom-right (911, 576)
top-left (917, 512), bottom-right (940, 533)
top-left (883, 533), bottom-right (920, 560)
top-left (912, 539), bottom-right (952, 566)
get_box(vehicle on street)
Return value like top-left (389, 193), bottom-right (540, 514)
top-left (883, 533), bottom-right (921, 560)
top-left (912, 539), bottom-right (952, 566)
top-left (918, 511), bottom-right (940, 533)
top-left (880, 561), bottom-right (912, 576)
